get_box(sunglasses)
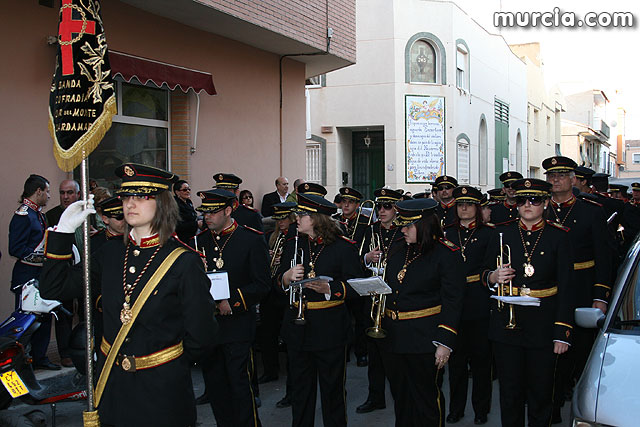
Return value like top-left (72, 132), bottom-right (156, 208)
top-left (296, 211), bottom-right (310, 217)
top-left (179, 188), bottom-right (191, 192)
top-left (439, 185), bottom-right (454, 191)
top-left (376, 202), bottom-right (394, 210)
top-left (516, 196), bottom-right (545, 207)
top-left (242, 196), bottom-right (253, 200)
top-left (112, 213), bottom-right (124, 220)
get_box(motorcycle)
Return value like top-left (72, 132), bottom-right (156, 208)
top-left (0, 280), bottom-right (87, 427)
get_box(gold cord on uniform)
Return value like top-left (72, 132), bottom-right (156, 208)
top-left (457, 227), bottom-right (477, 262)
top-left (397, 246), bottom-right (422, 284)
top-left (551, 199), bottom-right (575, 226)
top-left (210, 227), bottom-right (237, 269)
top-left (307, 239), bottom-right (325, 278)
top-left (121, 244), bottom-right (161, 324)
top-left (518, 225), bottom-right (544, 278)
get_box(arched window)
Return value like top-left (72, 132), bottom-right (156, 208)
top-left (405, 32), bottom-right (446, 84)
top-left (479, 115), bottom-right (488, 186)
top-left (410, 40), bottom-right (436, 83)
top-left (455, 40), bottom-right (470, 91)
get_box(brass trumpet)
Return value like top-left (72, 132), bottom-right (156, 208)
top-left (496, 232), bottom-right (517, 329)
top-left (353, 199), bottom-right (376, 242)
top-left (288, 230), bottom-right (306, 325)
top-left (366, 231), bottom-right (387, 339)
top-left (270, 232), bottom-right (285, 277)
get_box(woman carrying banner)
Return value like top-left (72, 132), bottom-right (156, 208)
top-left (40, 163), bottom-right (217, 427)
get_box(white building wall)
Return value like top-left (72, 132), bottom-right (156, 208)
top-left (309, 0), bottom-right (527, 195)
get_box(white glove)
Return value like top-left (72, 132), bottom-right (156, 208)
top-left (56, 195), bottom-right (96, 233)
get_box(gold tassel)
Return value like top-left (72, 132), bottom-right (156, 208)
top-left (49, 95), bottom-right (117, 172)
top-left (83, 409), bottom-right (100, 426)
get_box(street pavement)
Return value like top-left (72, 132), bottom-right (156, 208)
top-left (2, 354), bottom-right (572, 426)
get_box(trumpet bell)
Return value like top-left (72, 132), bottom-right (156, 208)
top-left (366, 326), bottom-right (387, 339)
top-left (293, 317), bottom-right (307, 326)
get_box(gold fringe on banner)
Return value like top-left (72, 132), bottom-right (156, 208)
top-left (48, 95), bottom-right (116, 172)
top-left (83, 409), bottom-right (100, 426)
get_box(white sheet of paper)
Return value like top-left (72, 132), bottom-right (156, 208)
top-left (490, 295), bottom-right (541, 307)
top-left (347, 276), bottom-right (392, 296)
top-left (207, 271), bottom-right (231, 300)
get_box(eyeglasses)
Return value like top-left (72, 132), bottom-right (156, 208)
top-left (376, 202), bottom-right (394, 210)
top-left (547, 172), bottom-right (571, 180)
top-left (296, 211), bottom-right (310, 217)
top-left (516, 196), bottom-right (545, 207)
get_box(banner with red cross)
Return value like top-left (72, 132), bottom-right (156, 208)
top-left (48, 0), bottom-right (116, 172)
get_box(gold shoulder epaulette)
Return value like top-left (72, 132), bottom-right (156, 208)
top-left (580, 197), bottom-right (603, 207)
top-left (243, 225), bottom-right (264, 235)
top-left (485, 222), bottom-right (496, 228)
top-left (439, 237), bottom-right (459, 251)
top-left (15, 205), bottom-right (29, 216)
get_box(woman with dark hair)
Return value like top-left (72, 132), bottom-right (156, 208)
top-left (443, 186), bottom-right (495, 425)
top-left (483, 178), bottom-right (574, 427)
top-left (278, 191), bottom-right (363, 427)
top-left (239, 189), bottom-right (255, 207)
top-left (173, 179), bottom-right (198, 243)
top-left (39, 163), bottom-right (217, 427)
top-left (381, 198), bottom-right (465, 427)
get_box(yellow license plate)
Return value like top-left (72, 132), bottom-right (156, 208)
top-left (0, 370), bottom-right (29, 398)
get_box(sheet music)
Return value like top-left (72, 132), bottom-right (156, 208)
top-left (490, 295), bottom-right (541, 307)
top-left (347, 276), bottom-right (392, 296)
top-left (207, 271), bottom-right (231, 300)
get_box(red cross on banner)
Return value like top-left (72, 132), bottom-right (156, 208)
top-left (58, 0), bottom-right (96, 76)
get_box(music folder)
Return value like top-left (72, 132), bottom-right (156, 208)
top-left (347, 276), bottom-right (392, 297)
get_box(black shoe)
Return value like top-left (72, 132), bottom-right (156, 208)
top-left (474, 415), bottom-right (488, 425)
top-left (276, 395), bottom-right (291, 408)
top-left (258, 374), bottom-right (278, 384)
top-left (34, 361), bottom-right (61, 371)
top-left (356, 355), bottom-right (368, 367)
top-left (254, 396), bottom-right (262, 408)
top-left (356, 400), bottom-right (386, 414)
top-left (195, 393), bottom-right (208, 405)
top-left (446, 413), bottom-right (463, 423)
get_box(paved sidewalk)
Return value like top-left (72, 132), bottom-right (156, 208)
top-left (2, 357), bottom-right (572, 426)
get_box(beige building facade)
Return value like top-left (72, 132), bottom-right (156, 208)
top-left (509, 43), bottom-right (565, 179)
top-left (1, 1), bottom-right (355, 317)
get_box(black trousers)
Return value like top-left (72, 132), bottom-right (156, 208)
top-left (257, 296), bottom-right (284, 377)
top-left (493, 342), bottom-right (558, 427)
top-left (54, 299), bottom-right (74, 358)
top-left (447, 318), bottom-right (492, 418)
top-left (288, 345), bottom-right (347, 427)
top-left (365, 335), bottom-right (386, 404)
top-left (202, 341), bottom-right (261, 427)
top-left (383, 351), bottom-right (445, 427)
top-left (347, 298), bottom-right (367, 358)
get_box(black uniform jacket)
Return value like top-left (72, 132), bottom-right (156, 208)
top-left (549, 195), bottom-right (612, 305)
top-left (232, 203), bottom-right (264, 232)
top-left (191, 221), bottom-right (270, 345)
top-left (444, 221), bottom-right (496, 321)
top-left (360, 221), bottom-right (404, 270)
top-left (490, 201), bottom-right (519, 225)
top-left (382, 238), bottom-right (465, 353)
top-left (332, 212), bottom-right (370, 247)
top-left (40, 231), bottom-right (218, 427)
top-left (435, 199), bottom-right (457, 227)
top-left (276, 233), bottom-right (364, 351)
top-left (482, 220), bottom-right (575, 348)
